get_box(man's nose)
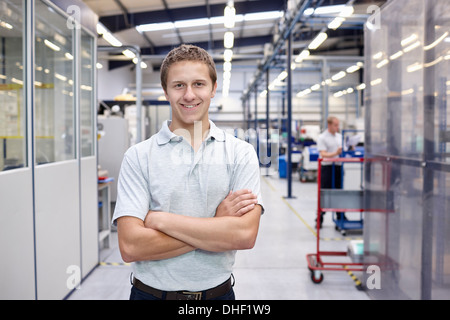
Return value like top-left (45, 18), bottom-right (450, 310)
top-left (184, 85), bottom-right (196, 100)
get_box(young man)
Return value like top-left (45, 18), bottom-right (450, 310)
top-left (316, 116), bottom-right (346, 227)
top-left (112, 44), bottom-right (264, 300)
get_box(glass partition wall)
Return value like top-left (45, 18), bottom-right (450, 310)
top-left (0, 0), bottom-right (25, 171)
top-left (363, 0), bottom-right (450, 300)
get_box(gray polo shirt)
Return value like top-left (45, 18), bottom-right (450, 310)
top-left (112, 120), bottom-right (264, 291)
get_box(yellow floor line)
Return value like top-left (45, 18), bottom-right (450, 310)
top-left (262, 176), bottom-right (317, 237)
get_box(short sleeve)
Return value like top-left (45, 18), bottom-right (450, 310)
top-left (112, 148), bottom-right (150, 225)
top-left (317, 134), bottom-right (326, 151)
top-left (230, 142), bottom-right (265, 214)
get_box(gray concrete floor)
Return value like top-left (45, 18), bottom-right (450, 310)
top-left (68, 171), bottom-right (369, 300)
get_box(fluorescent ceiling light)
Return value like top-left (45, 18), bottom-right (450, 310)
top-left (370, 78), bottom-right (382, 86)
top-left (136, 10), bottom-right (282, 32)
top-left (44, 39), bottom-right (60, 51)
top-left (401, 34), bottom-right (418, 47)
top-left (295, 49), bottom-right (310, 62)
top-left (223, 61), bottom-right (232, 72)
top-left (311, 84), bottom-right (321, 91)
top-left (136, 22), bottom-right (174, 32)
top-left (339, 5), bottom-right (354, 18)
top-left (390, 50), bottom-right (403, 60)
top-left (328, 17), bottom-right (345, 30)
top-left (277, 71), bottom-right (288, 81)
top-left (102, 32), bottom-right (122, 47)
top-left (96, 23), bottom-right (108, 35)
top-left (224, 5), bottom-right (236, 28)
top-left (223, 71), bottom-right (231, 80)
top-left (376, 59), bottom-right (389, 69)
top-left (0, 20), bottom-right (13, 30)
top-left (308, 32), bottom-right (328, 50)
top-left (54, 73), bottom-right (67, 81)
top-left (346, 65), bottom-right (360, 73)
top-left (223, 49), bottom-right (233, 62)
top-left (175, 18), bottom-right (209, 29)
top-left (224, 31), bottom-right (234, 49)
top-left (122, 49), bottom-right (136, 59)
top-left (356, 83), bottom-right (366, 90)
top-left (244, 11), bottom-right (283, 21)
top-left (423, 31), bottom-right (449, 51)
top-left (313, 5), bottom-right (346, 15)
top-left (406, 62), bottom-right (422, 73)
top-left (403, 41), bottom-right (421, 53)
top-left (297, 88), bottom-right (312, 97)
top-left (11, 77), bottom-right (23, 85)
top-left (331, 71), bottom-right (346, 81)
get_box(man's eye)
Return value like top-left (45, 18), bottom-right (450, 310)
top-left (195, 82), bottom-right (204, 87)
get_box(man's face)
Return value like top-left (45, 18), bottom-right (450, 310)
top-left (328, 119), bottom-right (340, 134)
top-left (164, 60), bottom-right (217, 128)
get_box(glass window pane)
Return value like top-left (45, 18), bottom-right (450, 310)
top-left (0, 0), bottom-right (25, 171)
top-left (80, 30), bottom-right (94, 157)
top-left (35, 1), bottom-right (75, 164)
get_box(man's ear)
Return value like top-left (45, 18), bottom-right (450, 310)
top-left (211, 82), bottom-right (218, 98)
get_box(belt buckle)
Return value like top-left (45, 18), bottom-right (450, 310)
top-left (181, 291), bottom-right (202, 300)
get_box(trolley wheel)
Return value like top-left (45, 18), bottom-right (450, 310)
top-left (310, 270), bottom-right (324, 284)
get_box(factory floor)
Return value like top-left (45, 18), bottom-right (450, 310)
top-left (67, 171), bottom-right (370, 300)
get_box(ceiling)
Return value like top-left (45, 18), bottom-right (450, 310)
top-left (82, 0), bottom-right (386, 71)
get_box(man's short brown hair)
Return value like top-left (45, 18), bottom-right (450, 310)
top-left (327, 116), bottom-right (339, 125)
top-left (160, 44), bottom-right (217, 92)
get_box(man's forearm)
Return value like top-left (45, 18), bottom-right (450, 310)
top-left (148, 206), bottom-right (261, 252)
top-left (117, 216), bottom-right (195, 262)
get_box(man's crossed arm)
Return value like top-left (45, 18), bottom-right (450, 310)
top-left (117, 189), bottom-right (261, 263)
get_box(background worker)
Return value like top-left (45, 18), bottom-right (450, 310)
top-left (316, 116), bottom-right (346, 228)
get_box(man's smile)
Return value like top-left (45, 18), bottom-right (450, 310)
top-left (180, 103), bottom-right (201, 109)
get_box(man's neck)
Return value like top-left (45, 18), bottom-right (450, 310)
top-left (169, 118), bottom-right (210, 151)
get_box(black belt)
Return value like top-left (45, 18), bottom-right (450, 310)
top-left (132, 277), bottom-right (233, 300)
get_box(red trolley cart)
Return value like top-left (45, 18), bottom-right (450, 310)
top-left (306, 157), bottom-right (365, 285)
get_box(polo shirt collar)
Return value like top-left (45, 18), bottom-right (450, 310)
top-left (156, 120), bottom-right (225, 145)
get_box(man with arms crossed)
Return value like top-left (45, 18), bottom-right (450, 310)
top-left (112, 44), bottom-right (264, 300)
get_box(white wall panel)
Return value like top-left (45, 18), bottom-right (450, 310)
top-left (80, 156), bottom-right (99, 278)
top-left (0, 169), bottom-right (35, 299)
top-left (35, 161), bottom-right (81, 299)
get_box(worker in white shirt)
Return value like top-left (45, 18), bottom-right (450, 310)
top-left (316, 116), bottom-right (347, 228)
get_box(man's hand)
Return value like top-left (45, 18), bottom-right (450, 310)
top-left (215, 189), bottom-right (258, 218)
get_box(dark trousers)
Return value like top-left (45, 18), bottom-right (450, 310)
top-left (320, 165), bottom-right (346, 222)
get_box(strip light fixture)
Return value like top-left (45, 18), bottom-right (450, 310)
top-left (222, 1), bottom-right (235, 98)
